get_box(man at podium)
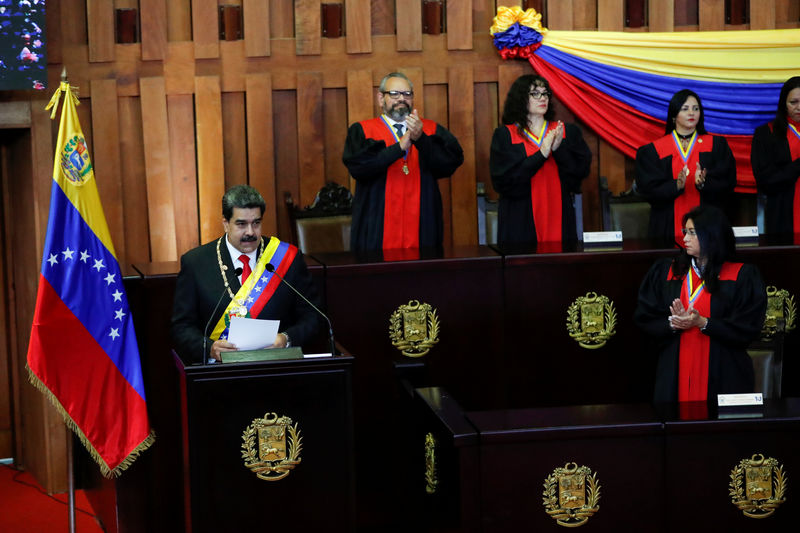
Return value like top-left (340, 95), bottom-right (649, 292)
top-left (171, 185), bottom-right (323, 364)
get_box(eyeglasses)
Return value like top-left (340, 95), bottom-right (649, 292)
top-left (382, 90), bottom-right (414, 99)
top-left (681, 228), bottom-right (697, 236)
top-left (529, 91), bottom-right (551, 100)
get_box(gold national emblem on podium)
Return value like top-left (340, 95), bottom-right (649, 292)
top-left (389, 300), bottom-right (440, 357)
top-left (566, 292), bottom-right (617, 349)
top-left (425, 432), bottom-right (438, 494)
top-left (241, 412), bottom-right (303, 481)
top-left (542, 462), bottom-right (601, 527)
top-left (761, 286), bottom-right (796, 340)
top-left (729, 453), bottom-right (787, 518)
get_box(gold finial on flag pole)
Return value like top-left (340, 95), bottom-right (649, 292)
top-left (60, 66), bottom-right (67, 82)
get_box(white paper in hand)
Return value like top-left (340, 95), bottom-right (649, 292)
top-left (228, 317), bottom-right (280, 350)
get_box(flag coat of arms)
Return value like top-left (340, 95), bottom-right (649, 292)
top-left (26, 81), bottom-right (155, 477)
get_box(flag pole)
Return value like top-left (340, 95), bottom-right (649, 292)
top-left (67, 426), bottom-right (76, 533)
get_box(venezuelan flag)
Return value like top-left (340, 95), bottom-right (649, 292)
top-left (26, 81), bottom-right (154, 477)
top-left (491, 6), bottom-right (800, 193)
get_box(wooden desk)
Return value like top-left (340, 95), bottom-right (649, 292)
top-left (414, 387), bottom-right (800, 532)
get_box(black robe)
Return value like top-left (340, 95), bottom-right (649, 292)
top-left (635, 135), bottom-right (736, 243)
top-left (634, 257), bottom-right (766, 403)
top-left (751, 122), bottom-right (800, 235)
top-left (342, 120), bottom-right (464, 251)
top-left (489, 123), bottom-right (590, 245)
top-left (171, 236), bottom-right (323, 364)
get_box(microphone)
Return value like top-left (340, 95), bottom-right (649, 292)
top-left (203, 267), bottom-right (243, 364)
top-left (266, 263), bottom-right (337, 356)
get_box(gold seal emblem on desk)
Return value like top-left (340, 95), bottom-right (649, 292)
top-left (729, 453), bottom-right (787, 518)
top-left (389, 299), bottom-right (440, 357)
top-left (542, 462), bottom-right (601, 527)
top-left (566, 292), bottom-right (617, 349)
top-left (241, 412), bottom-right (303, 481)
top-left (761, 286), bottom-right (796, 340)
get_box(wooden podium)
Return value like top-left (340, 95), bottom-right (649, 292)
top-left (175, 353), bottom-right (355, 532)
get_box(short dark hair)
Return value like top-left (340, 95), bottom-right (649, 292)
top-left (665, 89), bottom-right (707, 135)
top-left (222, 185), bottom-right (266, 220)
top-left (502, 74), bottom-right (555, 135)
top-left (772, 76), bottom-right (800, 138)
top-left (379, 72), bottom-right (413, 92)
top-left (672, 204), bottom-right (735, 293)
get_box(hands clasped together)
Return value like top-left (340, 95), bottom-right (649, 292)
top-left (676, 162), bottom-right (707, 191)
top-left (398, 109), bottom-right (424, 151)
top-left (539, 120), bottom-right (564, 158)
top-left (668, 298), bottom-right (708, 331)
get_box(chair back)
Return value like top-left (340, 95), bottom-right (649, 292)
top-left (286, 182), bottom-right (352, 254)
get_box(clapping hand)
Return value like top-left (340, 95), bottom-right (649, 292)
top-left (694, 162), bottom-right (707, 188)
top-left (676, 165), bottom-right (688, 191)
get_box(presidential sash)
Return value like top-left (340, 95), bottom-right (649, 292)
top-left (210, 237), bottom-right (297, 342)
top-left (653, 132), bottom-right (713, 241)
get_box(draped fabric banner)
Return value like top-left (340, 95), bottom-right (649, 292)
top-left (490, 7), bottom-right (800, 193)
top-left (27, 81), bottom-right (155, 477)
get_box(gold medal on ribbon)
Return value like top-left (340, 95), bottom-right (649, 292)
top-left (402, 164), bottom-right (409, 175)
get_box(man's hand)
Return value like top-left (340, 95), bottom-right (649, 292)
top-left (210, 339), bottom-right (237, 362)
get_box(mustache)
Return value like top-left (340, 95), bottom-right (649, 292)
top-left (240, 235), bottom-right (258, 242)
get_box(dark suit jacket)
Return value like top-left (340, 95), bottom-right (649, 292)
top-left (171, 236), bottom-right (323, 364)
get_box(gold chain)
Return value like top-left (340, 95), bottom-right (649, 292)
top-left (215, 236), bottom-right (265, 299)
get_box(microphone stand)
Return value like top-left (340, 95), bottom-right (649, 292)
top-left (203, 267), bottom-right (243, 364)
top-left (266, 263), bottom-right (337, 356)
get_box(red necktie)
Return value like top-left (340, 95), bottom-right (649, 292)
top-left (239, 255), bottom-right (251, 283)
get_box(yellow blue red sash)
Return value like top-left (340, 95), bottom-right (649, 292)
top-left (522, 120), bottom-right (547, 147)
top-left (672, 130), bottom-right (697, 163)
top-left (210, 237), bottom-right (297, 341)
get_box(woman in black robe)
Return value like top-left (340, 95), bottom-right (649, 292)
top-left (751, 76), bottom-right (800, 236)
top-left (634, 205), bottom-right (766, 403)
top-left (490, 75), bottom-right (591, 246)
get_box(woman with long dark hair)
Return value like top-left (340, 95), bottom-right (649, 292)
top-left (634, 205), bottom-right (766, 403)
top-left (490, 74), bottom-right (591, 245)
top-left (635, 89), bottom-right (736, 243)
top-left (751, 76), bottom-right (800, 236)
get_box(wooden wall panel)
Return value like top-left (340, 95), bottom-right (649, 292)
top-left (244, 0), bottom-right (271, 57)
top-left (323, 88), bottom-right (350, 187)
top-left (346, 0), bottom-right (373, 53)
top-left (245, 74), bottom-right (277, 237)
top-left (447, 0), bottom-right (473, 50)
top-left (649, 0), bottom-right (675, 31)
top-left (402, 67), bottom-right (425, 116)
top-left (90, 80), bottom-right (127, 265)
top-left (598, 0), bottom-right (624, 30)
top-left (549, 0), bottom-right (575, 29)
top-left (86, 0), bottom-right (115, 62)
top-left (751, 0), bottom-right (777, 29)
top-left (372, 0), bottom-right (396, 35)
top-left (448, 66), bottom-right (478, 246)
top-left (192, 0), bottom-right (221, 58)
top-left (168, 0), bottom-right (193, 41)
top-left (295, 0), bottom-right (322, 55)
top-left (167, 94), bottom-right (200, 257)
top-left (423, 84), bottom-right (452, 244)
top-left (271, 0), bottom-right (296, 38)
top-left (118, 97), bottom-right (151, 265)
top-left (61, 0), bottom-right (87, 47)
top-left (297, 72), bottom-right (326, 206)
top-left (575, 0), bottom-right (599, 29)
top-left (222, 92), bottom-right (248, 189)
top-left (474, 82), bottom-right (499, 198)
top-left (345, 70), bottom-right (374, 192)
top-left (139, 77), bottom-right (178, 261)
top-left (141, 0), bottom-right (168, 60)
top-left (396, 0), bottom-right (423, 51)
top-left (195, 76), bottom-right (226, 243)
top-left (45, 0), bottom-right (63, 64)
top-left (273, 91), bottom-right (299, 239)
top-left (698, 0), bottom-right (725, 30)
